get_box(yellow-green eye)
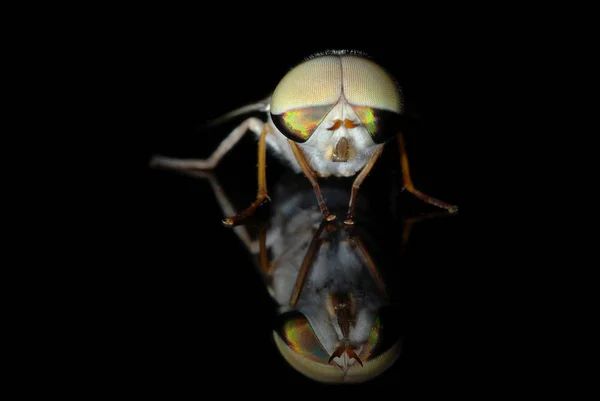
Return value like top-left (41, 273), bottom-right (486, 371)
top-left (270, 55), bottom-right (342, 142)
top-left (341, 55), bottom-right (402, 113)
top-left (269, 51), bottom-right (405, 144)
top-left (271, 55), bottom-right (343, 115)
top-left (271, 105), bottom-right (333, 142)
top-left (353, 106), bottom-right (408, 144)
top-left (357, 314), bottom-right (382, 360)
top-left (273, 311), bottom-right (402, 383)
top-left (341, 55), bottom-right (405, 144)
top-left (275, 312), bottom-right (330, 363)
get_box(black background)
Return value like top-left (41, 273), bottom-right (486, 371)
top-left (106, 28), bottom-right (511, 396)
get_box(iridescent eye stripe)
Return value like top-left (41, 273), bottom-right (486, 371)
top-left (352, 106), bottom-right (406, 144)
top-left (284, 110), bottom-right (317, 141)
top-left (271, 104), bottom-right (333, 143)
top-left (353, 106), bottom-right (377, 135)
top-left (283, 318), bottom-right (330, 364)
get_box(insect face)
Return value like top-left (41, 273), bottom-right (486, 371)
top-left (269, 53), bottom-right (406, 177)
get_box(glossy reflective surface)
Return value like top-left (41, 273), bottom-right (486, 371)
top-left (130, 46), bottom-right (478, 394)
top-left (242, 172), bottom-right (407, 383)
top-left (140, 143), bottom-right (463, 385)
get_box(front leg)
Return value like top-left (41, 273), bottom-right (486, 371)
top-left (288, 141), bottom-right (336, 222)
top-left (344, 145), bottom-right (385, 225)
top-left (397, 132), bottom-right (458, 213)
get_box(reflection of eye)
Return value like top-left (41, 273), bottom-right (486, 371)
top-left (272, 310), bottom-right (402, 383)
top-left (358, 306), bottom-right (403, 361)
top-left (273, 311), bottom-right (330, 362)
top-left (353, 106), bottom-right (409, 144)
top-left (270, 105), bottom-right (333, 143)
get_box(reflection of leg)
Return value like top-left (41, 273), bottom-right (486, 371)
top-left (397, 132), bottom-right (458, 213)
top-left (399, 211), bottom-right (454, 256)
top-left (289, 221), bottom-right (329, 308)
top-left (288, 141), bottom-right (336, 222)
top-left (344, 145), bottom-right (385, 225)
top-left (350, 236), bottom-right (388, 300)
top-left (258, 223), bottom-right (270, 275)
top-left (222, 125), bottom-right (271, 227)
top-left (149, 117), bottom-right (264, 170)
top-left (173, 169), bottom-right (259, 254)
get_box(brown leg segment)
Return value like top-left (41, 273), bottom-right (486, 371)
top-left (397, 132), bottom-right (458, 213)
top-left (350, 236), bottom-right (389, 300)
top-left (344, 145), bottom-right (385, 225)
top-left (288, 141), bottom-right (336, 222)
top-left (398, 210), bottom-right (454, 257)
top-left (289, 221), bottom-right (329, 308)
top-left (222, 126), bottom-right (271, 227)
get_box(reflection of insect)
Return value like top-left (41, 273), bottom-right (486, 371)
top-left (271, 218), bottom-right (401, 383)
top-left (157, 165), bottom-right (454, 383)
top-left (151, 49), bottom-right (457, 226)
top-left (188, 169), bottom-right (405, 383)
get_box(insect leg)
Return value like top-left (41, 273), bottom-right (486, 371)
top-left (397, 132), bottom-right (458, 213)
top-left (289, 220), bottom-right (329, 308)
top-left (344, 145), bottom-right (385, 225)
top-left (197, 97), bottom-right (270, 130)
top-left (149, 117), bottom-right (264, 170)
top-left (349, 236), bottom-right (389, 300)
top-left (221, 125), bottom-right (271, 227)
top-left (397, 211), bottom-right (454, 257)
top-left (288, 141), bottom-right (336, 222)
top-left (164, 169), bottom-right (261, 254)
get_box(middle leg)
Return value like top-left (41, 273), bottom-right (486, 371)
top-left (221, 124), bottom-right (271, 227)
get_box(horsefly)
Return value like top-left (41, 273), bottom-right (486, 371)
top-left (150, 50), bottom-right (458, 226)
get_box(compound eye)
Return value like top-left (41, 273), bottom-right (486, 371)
top-left (274, 312), bottom-right (330, 364)
top-left (270, 55), bottom-right (342, 142)
top-left (356, 307), bottom-right (402, 363)
top-left (353, 106), bottom-right (408, 144)
top-left (271, 105), bottom-right (333, 143)
top-left (273, 309), bottom-right (402, 383)
top-left (341, 56), bottom-right (405, 144)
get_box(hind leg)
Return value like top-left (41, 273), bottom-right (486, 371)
top-left (397, 132), bottom-right (458, 213)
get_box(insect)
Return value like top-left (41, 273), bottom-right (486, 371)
top-left (151, 50), bottom-right (457, 226)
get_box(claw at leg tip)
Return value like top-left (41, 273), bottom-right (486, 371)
top-left (326, 214), bottom-right (336, 222)
top-left (222, 218), bottom-right (234, 227)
